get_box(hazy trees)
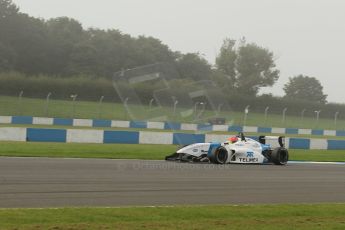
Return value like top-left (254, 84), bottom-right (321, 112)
top-left (176, 53), bottom-right (212, 81)
top-left (284, 75), bottom-right (327, 104)
top-left (0, 0), bottom-right (19, 19)
top-left (216, 38), bottom-right (279, 96)
top-left (216, 38), bottom-right (237, 83)
top-left (0, 0), bottom-right (178, 77)
top-left (45, 17), bottom-right (84, 75)
top-left (0, 0), bottom-right (50, 74)
top-left (0, 0), bottom-right (19, 71)
top-left (0, 42), bottom-right (16, 71)
top-left (0, 0), bottom-right (332, 108)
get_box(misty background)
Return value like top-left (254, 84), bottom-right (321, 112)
top-left (13, 0), bottom-right (345, 103)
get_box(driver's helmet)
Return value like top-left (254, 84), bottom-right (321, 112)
top-left (227, 136), bottom-right (238, 143)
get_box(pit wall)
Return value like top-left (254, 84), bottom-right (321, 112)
top-left (1, 127), bottom-right (345, 150)
top-left (0, 116), bottom-right (344, 137)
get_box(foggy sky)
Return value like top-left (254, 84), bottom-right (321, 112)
top-left (13, 0), bottom-right (345, 103)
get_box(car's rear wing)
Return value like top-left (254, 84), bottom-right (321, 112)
top-left (258, 136), bottom-right (285, 148)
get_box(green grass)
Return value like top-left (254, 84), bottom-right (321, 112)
top-left (1, 95), bottom-right (344, 130)
top-left (289, 149), bottom-right (345, 162)
top-left (0, 142), bottom-right (344, 162)
top-left (0, 142), bottom-right (177, 160)
top-left (0, 204), bottom-right (344, 229)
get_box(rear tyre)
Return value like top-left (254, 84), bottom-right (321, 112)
top-left (209, 146), bottom-right (228, 164)
top-left (271, 147), bottom-right (289, 165)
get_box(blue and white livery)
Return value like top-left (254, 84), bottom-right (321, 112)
top-left (165, 133), bottom-right (289, 165)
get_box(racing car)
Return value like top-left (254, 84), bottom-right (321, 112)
top-left (165, 132), bottom-right (289, 165)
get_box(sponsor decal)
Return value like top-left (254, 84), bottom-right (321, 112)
top-left (239, 157), bottom-right (259, 163)
top-left (246, 151), bottom-right (254, 157)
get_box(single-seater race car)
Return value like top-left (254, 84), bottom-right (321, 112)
top-left (165, 132), bottom-right (289, 165)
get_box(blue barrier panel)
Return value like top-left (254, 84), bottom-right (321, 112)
top-left (53, 118), bottom-right (73, 126)
top-left (327, 140), bottom-right (345, 150)
top-left (228, 126), bottom-right (243, 132)
top-left (104, 131), bottom-right (139, 144)
top-left (173, 133), bottom-right (205, 145)
top-left (93, 119), bottom-right (111, 127)
top-left (164, 122), bottom-right (181, 130)
top-left (27, 128), bottom-right (66, 142)
top-left (336, 130), bottom-right (345, 136)
top-left (197, 124), bottom-right (213, 131)
top-left (258, 127), bottom-right (272, 133)
top-left (289, 138), bottom-right (310, 149)
top-left (130, 121), bottom-right (147, 129)
top-left (12, 116), bottom-right (33, 125)
top-left (286, 128), bottom-right (298, 134)
top-left (312, 129), bottom-right (324, 136)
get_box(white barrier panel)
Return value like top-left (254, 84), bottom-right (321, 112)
top-left (67, 129), bottom-right (103, 143)
top-left (147, 122), bottom-right (164, 130)
top-left (0, 127), bottom-right (26, 141)
top-left (212, 125), bottom-right (228, 132)
top-left (265, 138), bottom-right (282, 149)
top-left (271, 127), bottom-right (285, 134)
top-left (181, 123), bottom-right (197, 131)
top-left (205, 134), bottom-right (229, 143)
top-left (111, 120), bottom-right (130, 128)
top-left (73, 119), bottom-right (93, 127)
top-left (139, 131), bottom-right (173, 144)
top-left (324, 130), bottom-right (336, 136)
top-left (33, 117), bottom-right (54, 125)
top-left (243, 126), bottom-right (258, 133)
top-left (0, 116), bottom-right (11, 124)
top-left (285, 138), bottom-right (290, 149)
top-left (298, 129), bottom-right (312, 135)
top-left (310, 139), bottom-right (328, 150)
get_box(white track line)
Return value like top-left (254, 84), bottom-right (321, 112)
top-left (289, 161), bottom-right (345, 165)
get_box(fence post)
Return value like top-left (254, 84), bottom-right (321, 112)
top-left (314, 110), bottom-right (321, 128)
top-left (243, 105), bottom-right (250, 126)
top-left (264, 106), bottom-right (269, 125)
top-left (70, 94), bottom-right (78, 118)
top-left (173, 100), bottom-right (178, 119)
top-left (334, 111), bottom-right (339, 129)
top-left (217, 103), bottom-right (224, 116)
top-left (301, 109), bottom-right (306, 121)
top-left (124, 97), bottom-right (129, 120)
top-left (282, 108), bottom-right (288, 124)
top-left (98, 96), bottom-right (104, 119)
top-left (17, 90), bottom-right (23, 115)
top-left (44, 92), bottom-right (52, 117)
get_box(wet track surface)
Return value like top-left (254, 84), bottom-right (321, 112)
top-left (0, 157), bottom-right (344, 208)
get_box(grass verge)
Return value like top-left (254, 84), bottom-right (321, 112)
top-left (0, 204), bottom-right (344, 230)
top-left (1, 95), bottom-right (344, 130)
top-left (0, 142), bottom-right (344, 162)
top-left (0, 142), bottom-right (177, 160)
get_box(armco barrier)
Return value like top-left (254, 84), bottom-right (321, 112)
top-left (1, 127), bottom-right (345, 150)
top-left (1, 115), bottom-right (345, 137)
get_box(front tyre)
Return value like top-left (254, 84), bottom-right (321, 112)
top-left (209, 146), bottom-right (228, 164)
top-left (271, 147), bottom-right (289, 165)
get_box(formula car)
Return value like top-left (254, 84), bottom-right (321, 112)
top-left (165, 132), bottom-right (288, 165)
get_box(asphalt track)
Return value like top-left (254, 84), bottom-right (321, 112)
top-left (0, 157), bottom-right (344, 208)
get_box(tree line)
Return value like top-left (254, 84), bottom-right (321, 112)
top-left (0, 0), bottom-right (335, 116)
